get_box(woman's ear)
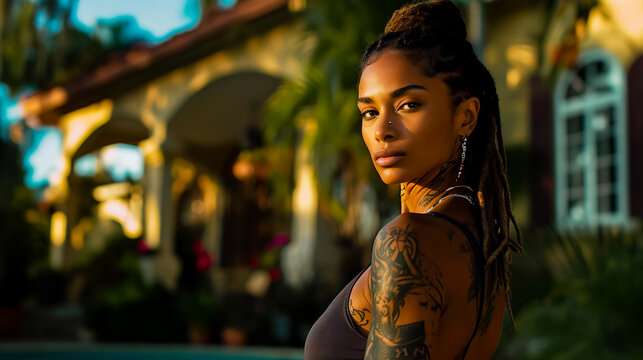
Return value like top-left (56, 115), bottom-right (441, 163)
top-left (455, 97), bottom-right (480, 136)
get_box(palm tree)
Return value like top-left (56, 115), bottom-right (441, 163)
top-left (497, 226), bottom-right (643, 359)
top-left (263, 0), bottom-right (406, 216)
top-left (0, 0), bottom-right (108, 94)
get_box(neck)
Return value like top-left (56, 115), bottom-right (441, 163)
top-left (400, 160), bottom-right (468, 213)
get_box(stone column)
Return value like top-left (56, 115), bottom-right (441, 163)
top-left (201, 174), bottom-right (224, 266)
top-left (143, 156), bottom-right (181, 290)
top-left (282, 121), bottom-right (318, 289)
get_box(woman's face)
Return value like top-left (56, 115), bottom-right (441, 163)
top-left (358, 50), bottom-right (468, 185)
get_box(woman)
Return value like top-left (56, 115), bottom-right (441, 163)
top-left (304, 1), bottom-right (523, 359)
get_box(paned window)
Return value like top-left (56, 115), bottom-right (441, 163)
top-left (554, 49), bottom-right (629, 227)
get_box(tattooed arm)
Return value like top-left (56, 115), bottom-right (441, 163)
top-left (365, 215), bottom-right (446, 360)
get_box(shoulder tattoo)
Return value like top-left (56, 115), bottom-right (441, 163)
top-left (366, 224), bottom-right (444, 359)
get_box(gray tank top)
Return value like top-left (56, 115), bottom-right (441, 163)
top-left (304, 211), bottom-right (485, 360)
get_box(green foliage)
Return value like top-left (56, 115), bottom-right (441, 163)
top-left (498, 226), bottom-right (643, 360)
top-left (77, 230), bottom-right (147, 307)
top-left (178, 288), bottom-right (220, 326)
top-left (263, 0), bottom-right (405, 209)
top-left (77, 227), bottom-right (227, 342)
top-left (78, 230), bottom-right (187, 341)
top-left (0, 0), bottom-right (140, 94)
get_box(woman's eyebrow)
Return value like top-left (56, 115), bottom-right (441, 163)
top-left (357, 84), bottom-right (427, 104)
top-left (357, 96), bottom-right (373, 104)
top-left (391, 84), bottom-right (426, 97)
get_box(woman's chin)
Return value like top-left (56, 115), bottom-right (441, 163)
top-left (376, 168), bottom-right (409, 185)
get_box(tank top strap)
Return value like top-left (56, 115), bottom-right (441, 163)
top-left (425, 211), bottom-right (486, 360)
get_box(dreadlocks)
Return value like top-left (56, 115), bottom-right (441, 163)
top-left (359, 0), bottom-right (524, 327)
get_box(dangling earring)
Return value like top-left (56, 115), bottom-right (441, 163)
top-left (456, 136), bottom-right (467, 182)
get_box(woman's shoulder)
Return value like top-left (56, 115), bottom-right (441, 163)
top-left (377, 211), bottom-right (478, 251)
top-left (374, 211), bottom-right (481, 282)
top-left (377, 213), bottom-right (452, 246)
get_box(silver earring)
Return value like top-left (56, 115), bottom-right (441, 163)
top-left (456, 136), bottom-right (467, 182)
top-left (388, 121), bottom-right (392, 124)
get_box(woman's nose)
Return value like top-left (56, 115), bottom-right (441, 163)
top-left (375, 112), bottom-right (396, 142)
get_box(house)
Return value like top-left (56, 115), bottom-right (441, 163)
top-left (480, 0), bottom-right (642, 230)
top-left (17, 0), bottom-right (643, 298)
top-left (18, 0), bottom-right (315, 292)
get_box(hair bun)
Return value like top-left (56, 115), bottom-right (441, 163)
top-left (384, 0), bottom-right (467, 42)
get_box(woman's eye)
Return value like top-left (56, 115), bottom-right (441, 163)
top-left (360, 110), bottom-right (378, 120)
top-left (398, 102), bottom-right (419, 111)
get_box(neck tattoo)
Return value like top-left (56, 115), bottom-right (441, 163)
top-left (417, 160), bottom-right (459, 207)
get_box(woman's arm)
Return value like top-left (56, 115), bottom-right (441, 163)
top-left (365, 215), bottom-right (445, 360)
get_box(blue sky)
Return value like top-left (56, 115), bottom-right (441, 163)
top-left (72, 0), bottom-right (201, 43)
top-left (23, 127), bottom-right (63, 188)
top-left (3, 0), bottom-right (205, 188)
top-left (75, 144), bottom-right (144, 182)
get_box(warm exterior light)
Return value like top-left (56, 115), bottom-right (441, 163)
top-left (50, 211), bottom-right (67, 246)
top-left (98, 199), bottom-right (142, 239)
top-left (293, 165), bottom-right (316, 216)
top-left (603, 0), bottom-right (643, 43)
top-left (506, 44), bottom-right (537, 69)
top-left (197, 174), bottom-right (218, 216)
top-left (505, 44), bottom-right (536, 89)
top-left (144, 196), bottom-right (161, 248)
top-left (232, 158), bottom-right (254, 181)
top-left (93, 182), bottom-right (132, 202)
top-left (507, 68), bottom-right (522, 89)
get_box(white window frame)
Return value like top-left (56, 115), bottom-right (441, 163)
top-left (553, 49), bottom-right (629, 228)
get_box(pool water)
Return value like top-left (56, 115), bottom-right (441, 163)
top-left (0, 343), bottom-right (304, 360)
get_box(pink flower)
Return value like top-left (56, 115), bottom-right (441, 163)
top-left (137, 238), bottom-right (150, 254)
top-left (196, 252), bottom-right (213, 272)
top-left (265, 234), bottom-right (289, 250)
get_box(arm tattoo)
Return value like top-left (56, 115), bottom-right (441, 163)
top-left (365, 224), bottom-right (444, 359)
top-left (349, 298), bottom-right (371, 327)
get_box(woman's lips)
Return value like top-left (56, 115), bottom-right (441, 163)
top-left (374, 150), bottom-right (405, 167)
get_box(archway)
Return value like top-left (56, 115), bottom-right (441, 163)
top-left (168, 71), bottom-right (282, 272)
